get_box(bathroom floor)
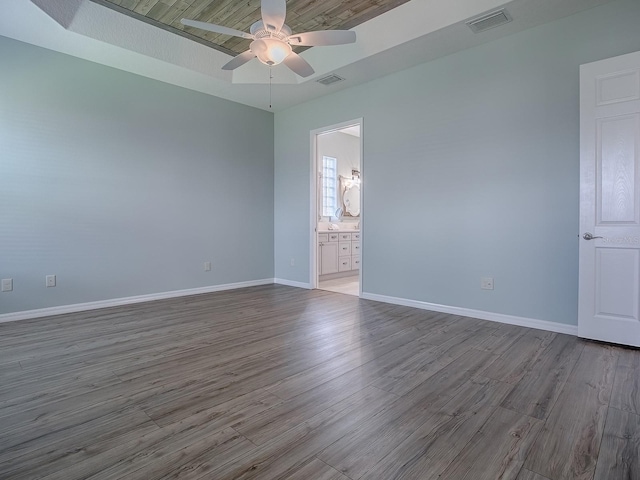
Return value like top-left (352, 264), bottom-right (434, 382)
top-left (318, 276), bottom-right (359, 296)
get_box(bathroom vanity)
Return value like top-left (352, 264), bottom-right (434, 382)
top-left (318, 230), bottom-right (360, 277)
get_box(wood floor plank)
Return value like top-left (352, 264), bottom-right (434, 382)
top-left (39, 411), bottom-right (247, 480)
top-left (475, 323), bottom-right (528, 355)
top-left (523, 343), bottom-right (617, 480)
top-left (316, 353), bottom-right (501, 479)
top-left (500, 334), bottom-right (585, 419)
top-left (0, 406), bottom-right (159, 479)
top-left (91, 427), bottom-right (252, 480)
top-left (0, 360), bottom-right (22, 377)
top-left (357, 377), bottom-right (512, 480)
top-left (609, 347), bottom-right (640, 416)
top-left (44, 388), bottom-right (274, 480)
top-left (419, 315), bottom-right (484, 345)
top-left (0, 369), bottom-right (123, 418)
top-left (285, 457), bottom-right (351, 480)
top-left (263, 327), bottom-right (425, 401)
top-left (191, 385), bottom-right (396, 480)
top-left (438, 407), bottom-right (543, 480)
top-left (373, 345), bottom-right (498, 396)
top-left (516, 468), bottom-right (552, 480)
top-left (0, 395), bottom-right (137, 454)
top-left (370, 329), bottom-right (494, 397)
top-left (480, 329), bottom-right (556, 384)
top-left (232, 365), bottom-right (399, 445)
top-left (135, 355), bottom-right (284, 424)
top-left (0, 365), bottom-right (122, 405)
top-left (593, 407), bottom-right (640, 480)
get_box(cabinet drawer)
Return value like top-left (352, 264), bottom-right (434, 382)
top-left (338, 256), bottom-right (352, 272)
top-left (318, 233), bottom-right (328, 242)
top-left (339, 232), bottom-right (352, 241)
top-left (351, 241), bottom-right (360, 254)
top-left (352, 255), bottom-right (361, 269)
top-left (352, 232), bottom-right (361, 240)
top-left (328, 233), bottom-right (339, 242)
top-left (338, 242), bottom-right (351, 255)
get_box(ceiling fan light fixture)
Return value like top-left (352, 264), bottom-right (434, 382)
top-left (250, 38), bottom-right (292, 66)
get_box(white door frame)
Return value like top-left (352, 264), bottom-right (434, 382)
top-left (309, 118), bottom-right (364, 295)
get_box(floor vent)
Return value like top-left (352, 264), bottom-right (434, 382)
top-left (466, 9), bottom-right (512, 33)
top-left (317, 74), bottom-right (345, 86)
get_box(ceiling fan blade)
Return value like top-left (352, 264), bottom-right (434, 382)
top-left (283, 52), bottom-right (315, 78)
top-left (181, 19), bottom-right (253, 39)
top-left (261, 0), bottom-right (286, 32)
top-left (222, 50), bottom-right (257, 70)
top-left (288, 30), bottom-right (356, 47)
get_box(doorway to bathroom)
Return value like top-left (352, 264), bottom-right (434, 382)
top-left (310, 119), bottom-right (363, 297)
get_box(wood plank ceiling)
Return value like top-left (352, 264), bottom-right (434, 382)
top-left (93, 0), bottom-right (411, 56)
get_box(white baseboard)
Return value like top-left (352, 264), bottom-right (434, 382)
top-left (0, 280), bottom-right (578, 337)
top-left (0, 278), bottom-right (274, 324)
top-left (273, 278), bottom-right (312, 289)
top-left (360, 292), bottom-right (578, 336)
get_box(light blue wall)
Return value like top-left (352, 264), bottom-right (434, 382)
top-left (0, 36), bottom-right (274, 314)
top-left (274, 0), bottom-right (640, 326)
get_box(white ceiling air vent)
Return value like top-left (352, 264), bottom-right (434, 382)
top-left (466, 9), bottom-right (512, 33)
top-left (316, 74), bottom-right (345, 86)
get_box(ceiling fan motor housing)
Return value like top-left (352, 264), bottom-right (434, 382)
top-left (250, 20), bottom-right (292, 38)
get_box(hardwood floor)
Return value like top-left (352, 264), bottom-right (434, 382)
top-left (0, 284), bottom-right (638, 480)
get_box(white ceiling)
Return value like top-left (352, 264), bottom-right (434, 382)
top-left (0, 0), bottom-right (615, 112)
top-left (340, 126), bottom-right (361, 138)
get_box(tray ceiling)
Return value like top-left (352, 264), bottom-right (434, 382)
top-left (2, 0), bottom-right (619, 111)
top-left (94, 0), bottom-right (411, 56)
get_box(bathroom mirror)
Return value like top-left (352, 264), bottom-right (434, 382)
top-left (342, 182), bottom-right (360, 217)
top-left (340, 168), bottom-right (360, 217)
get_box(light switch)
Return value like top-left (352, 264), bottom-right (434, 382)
top-left (1, 278), bottom-right (13, 292)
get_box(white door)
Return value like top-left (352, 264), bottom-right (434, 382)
top-left (579, 51), bottom-right (640, 347)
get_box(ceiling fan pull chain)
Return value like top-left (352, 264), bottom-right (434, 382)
top-left (269, 66), bottom-right (273, 109)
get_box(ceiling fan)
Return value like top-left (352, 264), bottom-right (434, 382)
top-left (181, 0), bottom-right (356, 78)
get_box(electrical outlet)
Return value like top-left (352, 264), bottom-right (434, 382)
top-left (46, 275), bottom-right (56, 287)
top-left (290, 258), bottom-right (295, 266)
top-left (1, 278), bottom-right (13, 292)
top-left (481, 277), bottom-right (494, 290)
top-left (204, 262), bottom-right (211, 272)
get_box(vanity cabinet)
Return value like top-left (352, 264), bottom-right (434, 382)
top-left (318, 231), bottom-right (360, 276)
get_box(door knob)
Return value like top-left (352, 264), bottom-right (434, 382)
top-left (583, 232), bottom-right (603, 240)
